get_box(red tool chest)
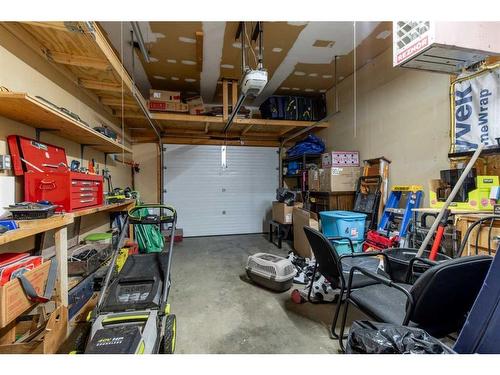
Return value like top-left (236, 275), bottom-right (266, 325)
top-left (7, 135), bottom-right (103, 212)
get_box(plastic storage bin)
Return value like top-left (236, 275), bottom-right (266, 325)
top-left (331, 239), bottom-right (363, 255)
top-left (320, 211), bottom-right (367, 241)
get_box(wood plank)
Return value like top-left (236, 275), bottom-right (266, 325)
top-left (196, 31), bottom-right (203, 72)
top-left (54, 227), bottom-right (68, 307)
top-left (159, 136), bottom-right (280, 147)
top-left (79, 79), bottom-right (122, 93)
top-left (0, 92), bottom-right (132, 154)
top-left (72, 200), bottom-right (135, 218)
top-left (47, 50), bottom-right (110, 71)
top-left (100, 97), bottom-right (138, 109)
top-left (0, 214), bottom-right (73, 246)
top-left (222, 80), bottom-right (229, 121)
top-left (150, 112), bottom-right (325, 128)
top-left (232, 80), bottom-right (238, 111)
top-left (22, 22), bottom-right (81, 33)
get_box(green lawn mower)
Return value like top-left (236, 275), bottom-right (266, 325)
top-left (83, 204), bottom-right (178, 354)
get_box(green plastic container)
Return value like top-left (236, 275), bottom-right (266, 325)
top-left (84, 232), bottom-right (112, 245)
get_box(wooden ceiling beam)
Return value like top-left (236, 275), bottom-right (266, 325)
top-left (46, 50), bottom-right (111, 71)
top-left (23, 22), bottom-right (88, 33)
top-left (101, 97), bottom-right (138, 109)
top-left (196, 31), bottom-right (203, 72)
top-left (133, 135), bottom-right (280, 147)
top-left (114, 111), bottom-right (147, 119)
top-left (80, 79), bottom-right (123, 93)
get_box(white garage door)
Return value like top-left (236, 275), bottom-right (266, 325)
top-left (163, 144), bottom-right (278, 237)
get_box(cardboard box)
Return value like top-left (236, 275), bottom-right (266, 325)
top-left (0, 260), bottom-right (52, 328)
top-left (320, 167), bottom-right (361, 192)
top-left (308, 169), bottom-right (321, 191)
top-left (322, 151), bottom-right (360, 168)
top-left (148, 100), bottom-right (189, 113)
top-left (293, 207), bottom-right (319, 258)
top-left (149, 89), bottom-right (181, 102)
top-left (186, 96), bottom-right (205, 115)
top-left (272, 202), bottom-right (302, 224)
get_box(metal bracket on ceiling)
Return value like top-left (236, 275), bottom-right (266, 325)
top-left (35, 128), bottom-right (59, 142)
top-left (64, 22), bottom-right (86, 33)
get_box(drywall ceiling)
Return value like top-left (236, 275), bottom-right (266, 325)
top-left (102, 21), bottom-right (392, 105)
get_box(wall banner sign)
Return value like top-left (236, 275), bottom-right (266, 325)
top-left (451, 66), bottom-right (500, 153)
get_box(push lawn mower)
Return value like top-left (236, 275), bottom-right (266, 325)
top-left (83, 204), bottom-right (178, 354)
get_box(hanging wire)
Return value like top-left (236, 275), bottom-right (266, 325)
top-left (245, 22), bottom-right (258, 68)
top-left (353, 21), bottom-right (357, 138)
top-left (120, 22), bottom-right (125, 164)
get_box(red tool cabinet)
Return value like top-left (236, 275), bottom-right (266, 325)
top-left (7, 135), bottom-right (103, 212)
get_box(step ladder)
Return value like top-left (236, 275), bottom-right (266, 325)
top-left (377, 185), bottom-right (423, 245)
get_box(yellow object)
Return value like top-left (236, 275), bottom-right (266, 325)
top-left (392, 185), bottom-right (424, 193)
top-left (102, 314), bottom-right (149, 324)
top-left (86, 311), bottom-right (92, 322)
top-left (115, 248), bottom-right (129, 272)
top-left (136, 341), bottom-right (145, 354)
top-left (164, 303), bottom-right (171, 315)
top-left (429, 175), bottom-right (499, 211)
top-left (171, 317), bottom-right (176, 353)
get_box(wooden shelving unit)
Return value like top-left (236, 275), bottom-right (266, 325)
top-left (72, 200), bottom-right (135, 218)
top-left (0, 92), bottom-right (132, 154)
top-left (0, 214), bottom-right (73, 246)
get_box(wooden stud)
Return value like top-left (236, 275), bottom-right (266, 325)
top-left (23, 22), bottom-right (83, 33)
top-left (46, 50), bottom-right (111, 71)
top-left (54, 227), bottom-right (68, 307)
top-left (79, 79), bottom-right (123, 93)
top-left (232, 80), bottom-right (238, 112)
top-left (222, 80), bottom-right (229, 121)
top-left (196, 31), bottom-right (204, 72)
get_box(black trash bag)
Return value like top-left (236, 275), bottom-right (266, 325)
top-left (346, 321), bottom-right (455, 354)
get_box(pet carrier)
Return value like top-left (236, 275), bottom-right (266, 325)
top-left (245, 253), bottom-right (296, 292)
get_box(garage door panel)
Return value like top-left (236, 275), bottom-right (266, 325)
top-left (163, 144), bottom-right (278, 237)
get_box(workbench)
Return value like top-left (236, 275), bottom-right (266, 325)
top-left (0, 200), bottom-right (135, 333)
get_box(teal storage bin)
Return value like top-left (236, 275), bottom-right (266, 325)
top-left (330, 239), bottom-right (363, 255)
top-left (319, 210), bottom-right (367, 241)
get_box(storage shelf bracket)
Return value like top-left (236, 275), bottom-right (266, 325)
top-left (35, 128), bottom-right (59, 142)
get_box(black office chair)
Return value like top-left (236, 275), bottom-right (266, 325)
top-left (303, 226), bottom-right (388, 339)
top-left (338, 254), bottom-right (493, 352)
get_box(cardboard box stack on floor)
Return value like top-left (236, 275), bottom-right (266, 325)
top-left (148, 89), bottom-right (189, 113)
top-left (293, 207), bottom-right (319, 258)
top-left (272, 202), bottom-right (303, 224)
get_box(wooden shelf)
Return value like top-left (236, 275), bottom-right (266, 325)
top-left (0, 92), bottom-right (132, 154)
top-left (0, 214), bottom-right (73, 246)
top-left (150, 112), bottom-right (326, 129)
top-left (72, 200), bottom-right (135, 217)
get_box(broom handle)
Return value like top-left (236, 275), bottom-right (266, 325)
top-left (416, 143), bottom-right (485, 258)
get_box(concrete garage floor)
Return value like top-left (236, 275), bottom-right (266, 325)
top-left (168, 234), bottom-right (364, 354)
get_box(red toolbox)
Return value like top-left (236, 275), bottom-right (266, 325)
top-left (7, 135), bottom-right (103, 212)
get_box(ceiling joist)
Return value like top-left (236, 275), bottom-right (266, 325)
top-left (46, 50), bottom-right (111, 71)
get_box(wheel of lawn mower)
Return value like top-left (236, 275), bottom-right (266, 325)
top-left (160, 314), bottom-right (177, 354)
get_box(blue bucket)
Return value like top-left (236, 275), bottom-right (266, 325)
top-left (319, 210), bottom-right (367, 241)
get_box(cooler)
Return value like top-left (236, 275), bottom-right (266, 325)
top-left (7, 135), bottom-right (103, 212)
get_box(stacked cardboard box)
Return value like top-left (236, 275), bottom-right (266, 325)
top-left (272, 202), bottom-right (303, 224)
top-left (148, 89), bottom-right (188, 113)
top-left (186, 96), bottom-right (205, 115)
top-left (320, 167), bottom-right (361, 192)
top-left (293, 207), bottom-right (319, 258)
